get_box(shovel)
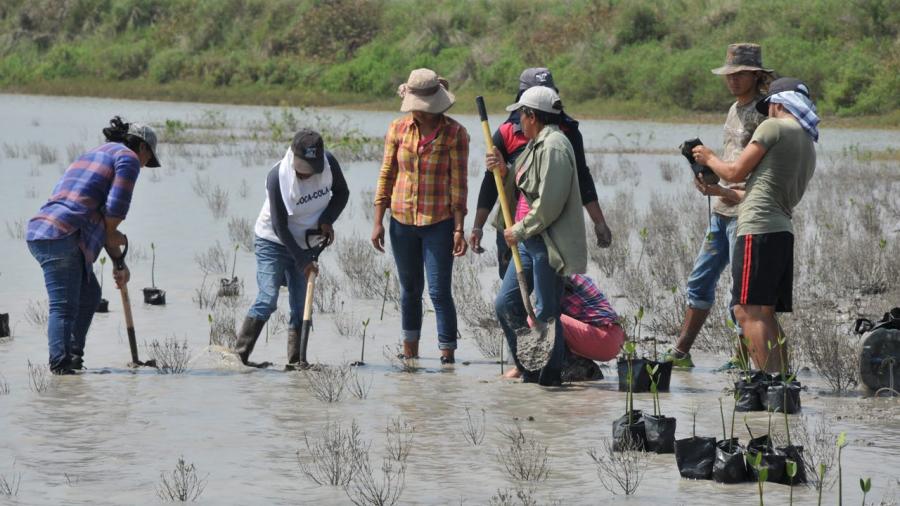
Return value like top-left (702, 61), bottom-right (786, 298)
top-left (297, 229), bottom-right (329, 368)
top-left (109, 235), bottom-right (157, 369)
top-left (475, 96), bottom-right (555, 372)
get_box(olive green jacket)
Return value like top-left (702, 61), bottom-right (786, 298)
top-left (493, 125), bottom-right (587, 275)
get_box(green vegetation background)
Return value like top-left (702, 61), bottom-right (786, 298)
top-left (1, 0), bottom-right (898, 125)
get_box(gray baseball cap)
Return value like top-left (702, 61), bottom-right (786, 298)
top-left (505, 86), bottom-right (563, 114)
top-left (128, 123), bottom-right (160, 167)
top-left (518, 67), bottom-right (556, 91)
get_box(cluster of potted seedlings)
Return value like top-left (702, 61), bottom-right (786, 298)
top-left (614, 311), bottom-right (806, 489)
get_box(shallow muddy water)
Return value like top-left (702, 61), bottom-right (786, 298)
top-left (1, 93), bottom-right (898, 505)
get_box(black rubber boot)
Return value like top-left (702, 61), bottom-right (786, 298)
top-left (234, 316), bottom-right (267, 367)
top-left (285, 327), bottom-right (303, 370)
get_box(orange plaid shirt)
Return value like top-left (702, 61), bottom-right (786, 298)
top-left (374, 115), bottom-right (469, 226)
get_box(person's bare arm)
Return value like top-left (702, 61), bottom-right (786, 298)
top-left (692, 142), bottom-right (767, 183)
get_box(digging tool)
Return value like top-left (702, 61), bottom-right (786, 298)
top-left (475, 96), bottom-right (554, 372)
top-left (296, 229), bottom-right (329, 368)
top-left (109, 235), bottom-right (156, 368)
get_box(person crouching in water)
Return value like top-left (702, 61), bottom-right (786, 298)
top-left (26, 116), bottom-right (160, 374)
top-left (503, 274), bottom-right (625, 380)
top-left (234, 129), bottom-right (349, 368)
top-left (492, 86), bottom-right (588, 386)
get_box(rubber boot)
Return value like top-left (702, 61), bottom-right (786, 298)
top-left (398, 340), bottom-right (419, 359)
top-left (673, 307), bottom-right (710, 357)
top-left (234, 316), bottom-right (268, 367)
top-left (440, 348), bottom-right (455, 365)
top-left (285, 327), bottom-right (303, 370)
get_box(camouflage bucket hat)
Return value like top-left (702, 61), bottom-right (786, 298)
top-left (711, 43), bottom-right (774, 75)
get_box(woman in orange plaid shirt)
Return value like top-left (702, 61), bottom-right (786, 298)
top-left (372, 68), bottom-right (469, 365)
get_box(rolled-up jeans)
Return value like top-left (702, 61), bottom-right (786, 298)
top-left (28, 233), bottom-right (101, 371)
top-left (494, 236), bottom-right (566, 383)
top-left (685, 212), bottom-right (741, 333)
top-left (247, 236), bottom-right (308, 328)
top-left (389, 218), bottom-right (457, 350)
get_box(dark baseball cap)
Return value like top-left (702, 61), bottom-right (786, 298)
top-left (290, 129), bottom-right (325, 174)
top-left (128, 123), bottom-right (160, 167)
top-left (519, 67), bottom-right (557, 91)
top-left (756, 77), bottom-right (811, 116)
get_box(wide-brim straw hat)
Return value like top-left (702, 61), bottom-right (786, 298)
top-left (711, 43), bottom-right (774, 75)
top-left (398, 68), bottom-right (455, 114)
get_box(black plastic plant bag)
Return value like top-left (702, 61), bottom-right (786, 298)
top-left (643, 414), bottom-right (676, 453)
top-left (96, 298), bottom-right (109, 313)
top-left (674, 436), bottom-right (716, 479)
top-left (612, 410), bottom-right (646, 451)
top-left (647, 360), bottom-right (673, 391)
top-left (777, 445), bottom-right (807, 485)
top-left (0, 313), bottom-right (9, 338)
top-left (617, 358), bottom-right (651, 392)
top-left (143, 287), bottom-right (167, 306)
top-left (712, 438), bottom-right (749, 483)
top-left (747, 448), bottom-right (787, 484)
top-left (766, 379), bottom-right (801, 414)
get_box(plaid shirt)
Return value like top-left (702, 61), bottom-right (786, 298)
top-left (374, 115), bottom-right (468, 226)
top-left (27, 143), bottom-right (140, 266)
top-left (561, 274), bottom-right (618, 327)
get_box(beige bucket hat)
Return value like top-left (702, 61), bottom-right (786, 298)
top-left (398, 68), bottom-right (455, 114)
top-left (711, 43), bottom-right (774, 75)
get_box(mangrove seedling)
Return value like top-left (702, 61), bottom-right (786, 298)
top-left (818, 463), bottom-right (827, 506)
top-left (643, 363), bottom-right (676, 453)
top-left (351, 318), bottom-right (370, 367)
top-left (143, 242), bottom-right (167, 305)
top-left (379, 270), bottom-right (390, 321)
top-left (217, 244), bottom-right (241, 297)
top-left (859, 477), bottom-right (871, 506)
top-left (786, 460), bottom-right (797, 505)
top-left (625, 340), bottom-right (636, 424)
top-left (750, 452), bottom-right (767, 506)
top-left (837, 431), bottom-right (848, 506)
top-left (96, 256), bottom-right (109, 313)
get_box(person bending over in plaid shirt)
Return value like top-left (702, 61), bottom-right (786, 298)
top-left (372, 68), bottom-right (468, 365)
top-left (502, 274), bottom-right (625, 380)
top-left (26, 117), bottom-right (161, 374)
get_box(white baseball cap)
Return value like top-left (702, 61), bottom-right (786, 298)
top-left (505, 86), bottom-right (563, 114)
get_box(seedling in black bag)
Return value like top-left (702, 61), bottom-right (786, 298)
top-left (143, 242), bottom-right (166, 305)
top-left (96, 256), bottom-right (109, 313)
top-left (613, 338), bottom-right (645, 451)
top-left (786, 460), bottom-right (797, 505)
top-left (218, 244), bottom-right (241, 297)
top-left (674, 403), bottom-right (716, 479)
top-left (749, 452), bottom-right (768, 506)
top-left (643, 363), bottom-right (676, 454)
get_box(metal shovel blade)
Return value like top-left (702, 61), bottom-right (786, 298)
top-left (516, 319), bottom-right (557, 372)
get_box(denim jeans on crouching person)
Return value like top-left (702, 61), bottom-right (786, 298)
top-left (686, 213), bottom-right (741, 331)
top-left (247, 237), bottom-right (309, 328)
top-left (389, 218), bottom-right (458, 350)
top-left (494, 236), bottom-right (567, 384)
top-left (28, 233), bottom-right (101, 372)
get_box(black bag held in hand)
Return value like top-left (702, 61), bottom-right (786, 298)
top-left (680, 138), bottom-right (720, 185)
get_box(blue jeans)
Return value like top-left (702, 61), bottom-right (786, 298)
top-left (28, 234), bottom-right (101, 371)
top-left (247, 237), bottom-right (308, 327)
top-left (686, 213), bottom-right (741, 331)
top-left (389, 218), bottom-right (457, 350)
top-left (494, 236), bottom-right (566, 383)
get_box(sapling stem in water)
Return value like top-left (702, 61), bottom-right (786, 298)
top-left (837, 432), bottom-right (847, 505)
top-left (690, 402), bottom-right (698, 438)
top-left (379, 270), bottom-right (390, 321)
top-left (359, 318), bottom-right (370, 365)
top-left (718, 398), bottom-right (726, 444)
top-left (730, 392), bottom-right (737, 446)
top-left (151, 242), bottom-right (157, 288)
top-left (786, 460), bottom-right (797, 505)
top-left (230, 243), bottom-right (238, 279)
top-left (624, 341), bottom-right (636, 424)
top-left (777, 333), bottom-right (792, 446)
top-left (99, 256), bottom-right (106, 291)
top-left (817, 464), bottom-right (826, 506)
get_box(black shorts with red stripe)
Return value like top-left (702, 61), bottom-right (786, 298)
top-left (731, 231), bottom-right (794, 312)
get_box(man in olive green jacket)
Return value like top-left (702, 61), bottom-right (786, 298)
top-left (492, 86), bottom-right (587, 387)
